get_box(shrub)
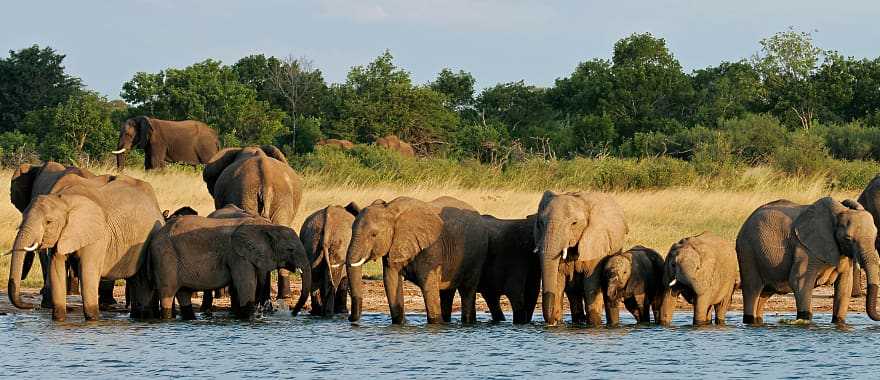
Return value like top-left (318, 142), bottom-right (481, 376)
top-left (0, 131), bottom-right (39, 166)
top-left (771, 131), bottom-right (833, 176)
top-left (719, 113), bottom-right (787, 164)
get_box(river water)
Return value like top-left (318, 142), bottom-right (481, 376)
top-left (1, 310), bottom-right (878, 379)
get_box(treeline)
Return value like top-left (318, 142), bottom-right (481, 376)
top-left (3, 29), bottom-right (880, 184)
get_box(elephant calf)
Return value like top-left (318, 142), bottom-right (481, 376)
top-left (300, 203), bottom-right (360, 317)
top-left (144, 214), bottom-right (311, 319)
top-left (479, 214), bottom-right (540, 324)
top-left (601, 245), bottom-right (665, 326)
top-left (659, 232), bottom-right (739, 326)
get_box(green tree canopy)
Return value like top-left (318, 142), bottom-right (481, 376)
top-left (0, 45), bottom-right (82, 132)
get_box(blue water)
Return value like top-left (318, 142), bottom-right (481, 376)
top-left (0, 310), bottom-right (878, 379)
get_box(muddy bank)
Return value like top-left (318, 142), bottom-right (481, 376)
top-left (0, 279), bottom-right (867, 318)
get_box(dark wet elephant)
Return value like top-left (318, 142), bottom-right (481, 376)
top-left (113, 116), bottom-right (219, 171)
top-left (479, 214), bottom-right (540, 324)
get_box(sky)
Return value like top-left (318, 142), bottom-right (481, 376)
top-left (2, 1), bottom-right (879, 99)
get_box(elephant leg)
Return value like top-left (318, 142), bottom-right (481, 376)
top-left (754, 291), bottom-right (772, 325)
top-left (160, 292), bottom-right (175, 319)
top-left (232, 275), bottom-right (258, 319)
top-left (565, 287), bottom-right (585, 325)
top-left (201, 290), bottom-right (214, 314)
top-left (604, 296), bottom-right (620, 327)
top-left (790, 260), bottom-right (820, 322)
top-left (77, 256), bottom-right (102, 321)
top-left (740, 279), bottom-right (764, 325)
top-left (715, 293), bottom-right (732, 325)
top-left (67, 259), bottom-right (81, 295)
top-left (277, 269), bottom-right (292, 300)
top-left (50, 254), bottom-right (69, 321)
top-left (421, 274), bottom-right (444, 324)
top-left (852, 261), bottom-right (863, 298)
top-left (486, 293), bottom-right (506, 323)
top-left (99, 280), bottom-right (117, 309)
top-left (832, 256), bottom-right (854, 324)
top-left (582, 272), bottom-right (604, 327)
top-left (334, 280), bottom-right (349, 314)
top-left (440, 289), bottom-right (455, 323)
top-left (39, 251), bottom-right (54, 308)
top-left (459, 286), bottom-right (478, 325)
top-left (692, 296), bottom-right (711, 326)
top-left (383, 267), bottom-right (406, 325)
top-left (176, 290), bottom-right (196, 320)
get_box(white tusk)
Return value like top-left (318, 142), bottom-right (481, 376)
top-left (561, 249), bottom-right (567, 260)
top-left (295, 268), bottom-right (303, 274)
top-left (330, 263), bottom-right (343, 269)
top-left (111, 148), bottom-right (127, 154)
top-left (533, 247), bottom-right (539, 254)
top-left (668, 279), bottom-right (677, 287)
top-left (349, 257), bottom-right (368, 268)
top-left (24, 242), bottom-right (39, 252)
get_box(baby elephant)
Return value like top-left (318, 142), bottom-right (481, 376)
top-left (659, 232), bottom-right (739, 326)
top-left (146, 214), bottom-right (311, 319)
top-left (300, 202), bottom-right (360, 317)
top-left (601, 245), bottom-right (665, 326)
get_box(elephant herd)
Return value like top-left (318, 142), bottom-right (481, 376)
top-left (6, 119), bottom-right (880, 327)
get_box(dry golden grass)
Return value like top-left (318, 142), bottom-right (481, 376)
top-left (0, 166), bottom-right (860, 289)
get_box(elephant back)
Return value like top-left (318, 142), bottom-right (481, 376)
top-left (858, 175), bottom-right (880, 230)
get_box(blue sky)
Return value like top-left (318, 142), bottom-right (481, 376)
top-left (2, 1), bottom-right (878, 99)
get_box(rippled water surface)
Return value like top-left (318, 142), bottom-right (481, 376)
top-left (1, 310), bottom-right (879, 378)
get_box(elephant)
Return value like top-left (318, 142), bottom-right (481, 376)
top-left (478, 214), bottom-right (540, 324)
top-left (534, 191), bottom-right (628, 326)
top-left (854, 175), bottom-right (880, 297)
top-left (300, 202), bottom-right (361, 317)
top-left (112, 116), bottom-right (220, 171)
top-left (10, 162), bottom-right (118, 308)
top-left (142, 214), bottom-right (311, 320)
top-left (736, 197), bottom-right (880, 324)
top-left (658, 233), bottom-right (738, 326)
top-left (203, 145), bottom-right (303, 301)
top-left (375, 135), bottom-right (415, 157)
top-left (601, 245), bottom-right (665, 326)
top-left (316, 139), bottom-right (354, 150)
top-left (9, 173), bottom-right (164, 321)
top-left (346, 196), bottom-right (489, 325)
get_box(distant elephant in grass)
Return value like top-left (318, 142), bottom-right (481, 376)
top-left (203, 145), bottom-right (303, 301)
top-left (9, 173), bottom-right (163, 321)
top-left (534, 191), bottom-right (628, 326)
top-left (112, 116), bottom-right (220, 171)
top-left (658, 233), bottom-right (738, 326)
top-left (143, 214), bottom-right (311, 319)
top-left (737, 198), bottom-right (880, 325)
top-left (601, 245), bottom-right (664, 326)
top-left (478, 214), bottom-right (540, 324)
top-left (347, 196), bottom-right (489, 325)
top-left (375, 135), bottom-right (415, 157)
top-left (300, 203), bottom-right (360, 317)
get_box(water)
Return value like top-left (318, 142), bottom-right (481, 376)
top-left (1, 310), bottom-right (878, 379)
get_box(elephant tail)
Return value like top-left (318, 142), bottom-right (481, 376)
top-left (256, 158), bottom-right (274, 220)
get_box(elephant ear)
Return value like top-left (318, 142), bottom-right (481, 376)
top-left (11, 164), bottom-right (40, 213)
top-left (202, 148), bottom-right (241, 196)
top-left (576, 194), bottom-right (626, 264)
top-left (135, 117), bottom-right (153, 148)
top-left (260, 145), bottom-right (287, 163)
top-left (388, 205), bottom-right (443, 267)
top-left (230, 225), bottom-right (277, 274)
top-left (538, 190), bottom-right (556, 213)
top-left (345, 202), bottom-right (361, 216)
top-left (794, 197), bottom-right (841, 265)
top-left (57, 199), bottom-right (109, 256)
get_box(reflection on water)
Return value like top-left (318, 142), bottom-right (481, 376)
top-left (1, 310), bottom-right (879, 378)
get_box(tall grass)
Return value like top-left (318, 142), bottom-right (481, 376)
top-left (0, 151), bottom-right (871, 289)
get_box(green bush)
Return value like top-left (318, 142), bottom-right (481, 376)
top-left (0, 131), bottom-right (39, 166)
top-left (719, 113), bottom-right (787, 164)
top-left (771, 131), bottom-right (833, 176)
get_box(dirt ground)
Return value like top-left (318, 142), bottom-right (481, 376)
top-left (0, 278), bottom-right (866, 317)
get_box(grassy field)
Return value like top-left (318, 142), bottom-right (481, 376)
top-left (0, 165), bottom-right (861, 290)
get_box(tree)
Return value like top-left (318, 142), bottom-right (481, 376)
top-left (691, 60), bottom-right (764, 126)
top-left (752, 28), bottom-right (825, 129)
top-left (24, 90), bottom-right (116, 163)
top-left (0, 45), bottom-right (81, 132)
top-left (547, 59), bottom-right (614, 117)
top-left (121, 59), bottom-right (287, 146)
top-left (268, 55), bottom-right (327, 151)
top-left (232, 54), bottom-right (282, 103)
top-left (430, 68), bottom-right (476, 113)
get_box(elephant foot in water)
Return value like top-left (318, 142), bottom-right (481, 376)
top-left (179, 305), bottom-right (196, 320)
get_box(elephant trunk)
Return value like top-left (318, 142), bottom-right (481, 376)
top-left (289, 254), bottom-right (312, 317)
top-left (115, 151), bottom-right (126, 170)
top-left (8, 229), bottom-right (40, 309)
top-left (861, 247), bottom-right (880, 321)
top-left (539, 226), bottom-right (567, 326)
top-left (347, 264), bottom-right (363, 322)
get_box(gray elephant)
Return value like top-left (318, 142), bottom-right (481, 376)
top-left (142, 214), bottom-right (311, 319)
top-left (737, 197), bottom-right (880, 324)
top-left (854, 176), bottom-right (880, 298)
top-left (601, 245), bottom-right (664, 326)
top-left (479, 214), bottom-right (540, 324)
top-left (112, 116), bottom-right (220, 171)
top-left (300, 203), bottom-right (360, 317)
top-left (534, 191), bottom-right (628, 326)
top-left (203, 145), bottom-right (303, 300)
top-left (347, 196), bottom-right (489, 325)
top-left (9, 173), bottom-right (164, 321)
top-left (658, 233), bottom-right (738, 326)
